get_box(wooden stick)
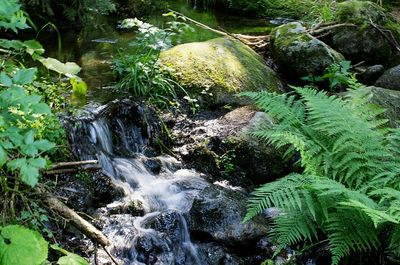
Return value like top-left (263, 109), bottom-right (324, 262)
top-left (307, 23), bottom-right (357, 35)
top-left (51, 160), bottom-right (98, 169)
top-left (36, 186), bottom-right (110, 247)
top-left (45, 165), bottom-right (101, 175)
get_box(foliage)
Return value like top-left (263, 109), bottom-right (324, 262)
top-left (25, 0), bottom-right (116, 25)
top-left (0, 225), bottom-right (48, 265)
top-left (0, 225), bottom-right (89, 265)
top-left (302, 60), bottom-right (357, 90)
top-left (242, 81), bottom-right (400, 264)
top-left (114, 17), bottom-right (198, 111)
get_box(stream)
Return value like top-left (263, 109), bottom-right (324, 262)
top-left (52, 1), bottom-right (280, 264)
top-left (65, 100), bottom-right (208, 264)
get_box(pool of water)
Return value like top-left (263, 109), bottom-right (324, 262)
top-left (40, 0), bottom-right (276, 104)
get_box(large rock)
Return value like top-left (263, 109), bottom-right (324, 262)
top-left (168, 106), bottom-right (293, 189)
top-left (375, 65), bottom-right (400, 91)
top-left (270, 22), bottom-right (344, 78)
top-left (369, 86), bottom-right (400, 127)
top-left (324, 1), bottom-right (400, 66)
top-left (160, 37), bottom-right (283, 107)
top-left (188, 185), bottom-right (269, 246)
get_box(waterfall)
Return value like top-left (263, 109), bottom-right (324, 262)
top-left (65, 101), bottom-right (207, 265)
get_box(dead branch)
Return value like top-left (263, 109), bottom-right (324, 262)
top-left (36, 186), bottom-right (110, 247)
top-left (368, 17), bottom-right (400, 52)
top-left (45, 165), bottom-right (101, 175)
top-left (51, 160), bottom-right (98, 169)
top-left (307, 23), bottom-right (357, 36)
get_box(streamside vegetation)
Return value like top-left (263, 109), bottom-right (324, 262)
top-left (244, 72), bottom-right (400, 264)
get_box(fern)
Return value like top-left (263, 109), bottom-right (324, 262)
top-left (243, 84), bottom-right (400, 264)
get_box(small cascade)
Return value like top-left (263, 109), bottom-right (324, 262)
top-left (65, 100), bottom-right (207, 265)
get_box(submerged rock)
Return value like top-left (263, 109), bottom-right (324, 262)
top-left (160, 37), bottom-right (283, 107)
top-left (375, 65), bottom-right (400, 91)
top-left (270, 22), bottom-right (344, 78)
top-left (324, 1), bottom-right (400, 66)
top-left (188, 185), bottom-right (269, 246)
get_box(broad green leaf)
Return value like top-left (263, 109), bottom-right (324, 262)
top-left (31, 103), bottom-right (51, 114)
top-left (23, 40), bottom-right (44, 56)
top-left (12, 68), bottom-right (36, 85)
top-left (34, 140), bottom-right (56, 152)
top-left (20, 144), bottom-right (38, 156)
top-left (57, 253), bottom-right (89, 265)
top-left (0, 39), bottom-right (25, 50)
top-left (7, 158), bottom-right (27, 171)
top-left (0, 146), bottom-right (7, 167)
top-left (28, 157), bottom-right (47, 168)
top-left (0, 72), bottom-right (12, 87)
top-left (24, 130), bottom-right (35, 145)
top-left (20, 163), bottom-right (39, 187)
top-left (39, 57), bottom-right (81, 77)
top-left (0, 225), bottom-right (48, 265)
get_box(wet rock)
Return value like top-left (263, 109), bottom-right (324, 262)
top-left (107, 200), bottom-right (145, 216)
top-left (55, 170), bottom-right (123, 212)
top-left (196, 242), bottom-right (246, 265)
top-left (375, 65), bottom-right (400, 91)
top-left (188, 185), bottom-right (269, 246)
top-left (270, 22), bottom-right (344, 78)
top-left (324, 1), bottom-right (400, 66)
top-left (63, 99), bottom-right (161, 160)
top-left (160, 37), bottom-right (283, 107)
top-left (170, 106), bottom-right (293, 188)
top-left (358, 64), bottom-right (385, 85)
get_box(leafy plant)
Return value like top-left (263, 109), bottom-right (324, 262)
top-left (303, 60), bottom-right (357, 90)
top-left (114, 17), bottom-right (198, 111)
top-left (0, 225), bottom-right (89, 265)
top-left (242, 83), bottom-right (400, 264)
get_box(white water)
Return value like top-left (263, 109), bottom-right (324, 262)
top-left (73, 107), bottom-right (207, 264)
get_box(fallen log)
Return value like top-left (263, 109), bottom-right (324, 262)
top-left (36, 186), bottom-right (110, 247)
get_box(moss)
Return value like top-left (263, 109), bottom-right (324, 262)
top-left (159, 37), bottom-right (282, 107)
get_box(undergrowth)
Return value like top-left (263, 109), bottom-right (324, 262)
top-left (243, 70), bottom-right (400, 264)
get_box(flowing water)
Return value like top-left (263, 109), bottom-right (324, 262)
top-left (65, 101), bottom-right (208, 264)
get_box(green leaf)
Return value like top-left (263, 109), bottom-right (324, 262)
top-left (31, 103), bottom-right (51, 114)
top-left (28, 157), bottom-right (47, 168)
top-left (0, 146), bottom-right (7, 167)
top-left (12, 68), bottom-right (36, 85)
top-left (0, 225), bottom-right (48, 265)
top-left (57, 253), bottom-right (89, 265)
top-left (24, 130), bottom-right (35, 145)
top-left (0, 72), bottom-right (12, 87)
top-left (70, 78), bottom-right (87, 97)
top-left (38, 57), bottom-right (81, 77)
top-left (34, 140), bottom-right (56, 152)
top-left (23, 40), bottom-right (44, 56)
top-left (20, 164), bottom-right (39, 187)
top-left (7, 158), bottom-right (27, 171)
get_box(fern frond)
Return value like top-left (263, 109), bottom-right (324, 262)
top-left (244, 174), bottom-right (312, 222)
top-left (326, 209), bottom-right (380, 265)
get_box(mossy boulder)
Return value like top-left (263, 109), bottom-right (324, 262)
top-left (159, 37), bottom-right (283, 107)
top-left (270, 22), bottom-right (344, 78)
top-left (324, 1), bottom-right (400, 66)
top-left (375, 64), bottom-right (400, 91)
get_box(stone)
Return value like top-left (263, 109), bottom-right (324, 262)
top-left (375, 65), bottom-right (400, 91)
top-left (369, 86), bottom-right (400, 128)
top-left (188, 185), bottom-right (269, 246)
top-left (324, 1), bottom-right (400, 66)
top-left (270, 22), bottom-right (344, 78)
top-left (160, 37), bottom-right (283, 107)
top-left (358, 64), bottom-right (385, 85)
